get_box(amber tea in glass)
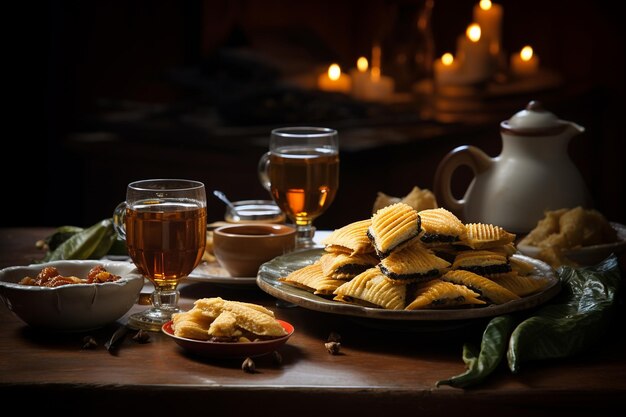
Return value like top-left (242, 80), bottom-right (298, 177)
top-left (114, 179), bottom-right (207, 331)
top-left (259, 127), bottom-right (339, 248)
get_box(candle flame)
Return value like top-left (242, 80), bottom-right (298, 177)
top-left (357, 57), bottom-right (368, 72)
top-left (371, 67), bottom-right (381, 82)
top-left (442, 53), bottom-right (454, 66)
top-left (467, 24), bottom-right (481, 42)
top-left (328, 64), bottom-right (341, 81)
top-left (520, 46), bottom-right (534, 61)
top-left (479, 0), bottom-right (492, 11)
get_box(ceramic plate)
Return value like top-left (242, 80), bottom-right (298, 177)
top-left (256, 249), bottom-right (561, 321)
top-left (162, 319), bottom-right (294, 358)
top-left (186, 261), bottom-right (257, 286)
top-left (517, 222), bottom-right (626, 266)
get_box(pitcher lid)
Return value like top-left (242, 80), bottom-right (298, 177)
top-left (501, 101), bottom-right (568, 136)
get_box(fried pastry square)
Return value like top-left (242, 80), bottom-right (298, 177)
top-left (279, 263), bottom-right (345, 295)
top-left (367, 202), bottom-right (422, 258)
top-left (418, 208), bottom-right (466, 245)
top-left (379, 239), bottom-right (450, 284)
top-left (488, 271), bottom-right (550, 296)
top-left (333, 267), bottom-right (406, 310)
top-left (440, 270), bottom-right (520, 304)
top-left (460, 223), bottom-right (516, 249)
top-left (452, 250), bottom-right (512, 275)
top-left (208, 310), bottom-right (240, 337)
top-left (405, 279), bottom-right (485, 310)
top-left (509, 257), bottom-right (536, 276)
top-left (321, 219), bottom-right (374, 255)
top-left (319, 251), bottom-right (380, 280)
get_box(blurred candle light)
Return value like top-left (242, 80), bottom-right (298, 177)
top-left (351, 45), bottom-right (394, 101)
top-left (434, 52), bottom-right (460, 85)
top-left (456, 23), bottom-right (492, 84)
top-left (511, 45), bottom-right (539, 77)
top-left (350, 57), bottom-right (370, 99)
top-left (318, 63), bottom-right (352, 93)
top-left (473, 0), bottom-right (503, 55)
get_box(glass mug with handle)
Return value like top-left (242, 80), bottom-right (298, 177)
top-left (113, 179), bottom-right (207, 331)
top-left (258, 127), bottom-right (339, 249)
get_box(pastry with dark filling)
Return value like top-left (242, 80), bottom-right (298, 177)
top-left (319, 251), bottom-right (380, 280)
top-left (488, 271), bottom-right (550, 296)
top-left (333, 267), bottom-right (406, 310)
top-left (440, 270), bottom-right (520, 304)
top-left (279, 263), bottom-right (345, 295)
top-left (379, 239), bottom-right (450, 284)
top-left (452, 249), bottom-right (512, 275)
top-left (322, 219), bottom-right (374, 255)
top-left (405, 279), bottom-right (485, 310)
top-left (367, 202), bottom-right (422, 258)
top-left (418, 208), bottom-right (466, 245)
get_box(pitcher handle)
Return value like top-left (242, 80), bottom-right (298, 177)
top-left (434, 145), bottom-right (492, 219)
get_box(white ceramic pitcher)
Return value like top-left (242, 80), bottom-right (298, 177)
top-left (434, 101), bottom-right (591, 233)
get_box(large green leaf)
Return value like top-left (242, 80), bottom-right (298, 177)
top-left (507, 255), bottom-right (620, 373)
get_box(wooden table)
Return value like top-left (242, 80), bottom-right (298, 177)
top-left (1, 228), bottom-right (625, 416)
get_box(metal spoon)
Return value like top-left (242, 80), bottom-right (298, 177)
top-left (213, 190), bottom-right (238, 214)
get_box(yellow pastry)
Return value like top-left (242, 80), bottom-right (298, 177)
top-left (321, 219), bottom-right (374, 255)
top-left (368, 202), bottom-right (422, 258)
top-left (440, 270), bottom-right (520, 304)
top-left (279, 263), bottom-right (345, 295)
top-left (379, 239), bottom-right (450, 284)
top-left (460, 223), bottom-right (516, 249)
top-left (333, 267), bottom-right (406, 310)
top-left (319, 251), bottom-right (380, 280)
top-left (405, 279), bottom-right (485, 310)
top-left (488, 271), bottom-right (550, 297)
top-left (452, 250), bottom-right (511, 275)
top-left (418, 208), bottom-right (466, 245)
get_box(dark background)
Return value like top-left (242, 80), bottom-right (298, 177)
top-left (16, 0), bottom-right (626, 230)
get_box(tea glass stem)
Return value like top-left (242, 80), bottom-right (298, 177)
top-left (295, 223), bottom-right (317, 249)
top-left (128, 286), bottom-right (181, 331)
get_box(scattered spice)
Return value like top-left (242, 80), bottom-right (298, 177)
top-left (132, 329), bottom-right (151, 344)
top-left (242, 357), bottom-right (256, 373)
top-left (271, 350), bottom-right (283, 366)
top-left (325, 341), bottom-right (341, 355)
top-left (81, 336), bottom-right (98, 350)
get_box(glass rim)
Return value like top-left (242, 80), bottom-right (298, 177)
top-left (128, 179), bottom-right (205, 192)
top-left (271, 126), bottom-right (337, 138)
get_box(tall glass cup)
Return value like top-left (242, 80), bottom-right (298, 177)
top-left (258, 127), bottom-right (339, 249)
top-left (113, 179), bottom-right (207, 331)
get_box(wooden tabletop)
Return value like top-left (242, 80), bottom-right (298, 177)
top-left (1, 228), bottom-right (625, 416)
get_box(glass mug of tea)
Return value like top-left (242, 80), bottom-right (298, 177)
top-left (258, 127), bottom-right (339, 249)
top-left (113, 179), bottom-right (207, 331)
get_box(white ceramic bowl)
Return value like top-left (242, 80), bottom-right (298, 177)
top-left (0, 260), bottom-right (144, 331)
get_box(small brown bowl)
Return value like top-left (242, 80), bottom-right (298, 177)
top-left (213, 224), bottom-right (296, 277)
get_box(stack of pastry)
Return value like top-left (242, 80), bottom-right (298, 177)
top-left (280, 203), bottom-right (550, 310)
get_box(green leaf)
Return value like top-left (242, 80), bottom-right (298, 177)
top-left (44, 225), bottom-right (84, 251)
top-left (507, 255), bottom-right (621, 373)
top-left (42, 219), bottom-right (113, 261)
top-left (437, 315), bottom-right (514, 388)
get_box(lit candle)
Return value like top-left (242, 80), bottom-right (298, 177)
top-left (350, 56), bottom-right (370, 99)
top-left (473, 0), bottom-right (503, 56)
top-left (350, 46), bottom-right (395, 101)
top-left (318, 63), bottom-right (352, 93)
top-left (361, 65), bottom-right (395, 101)
top-left (434, 52), bottom-right (460, 85)
top-left (456, 23), bottom-right (492, 84)
top-left (510, 46), bottom-right (540, 77)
